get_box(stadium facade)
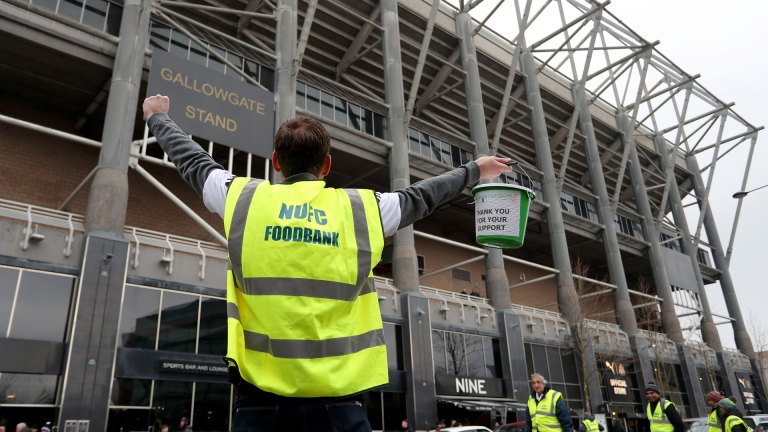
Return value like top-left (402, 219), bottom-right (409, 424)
top-left (0, 0), bottom-right (764, 430)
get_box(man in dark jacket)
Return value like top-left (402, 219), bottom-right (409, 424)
top-left (717, 398), bottom-right (749, 432)
top-left (525, 373), bottom-right (573, 432)
top-left (644, 382), bottom-right (684, 432)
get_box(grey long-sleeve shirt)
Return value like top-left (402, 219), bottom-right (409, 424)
top-left (147, 112), bottom-right (481, 235)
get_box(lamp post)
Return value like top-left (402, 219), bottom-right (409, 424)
top-left (733, 184), bottom-right (768, 199)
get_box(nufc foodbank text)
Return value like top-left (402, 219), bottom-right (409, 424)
top-left (160, 67), bottom-right (267, 132)
top-left (264, 203), bottom-right (340, 247)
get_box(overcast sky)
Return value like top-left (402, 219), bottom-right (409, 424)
top-left (453, 0), bottom-right (768, 350)
top-left (592, 0), bottom-right (768, 350)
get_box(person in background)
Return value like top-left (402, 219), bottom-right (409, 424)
top-left (644, 382), bottom-right (684, 432)
top-left (179, 417), bottom-right (192, 432)
top-left (160, 425), bottom-right (170, 432)
top-left (716, 398), bottom-right (748, 432)
top-left (580, 413), bottom-right (604, 432)
top-left (143, 95), bottom-right (513, 432)
top-left (526, 373), bottom-right (573, 432)
top-left (706, 391), bottom-right (725, 432)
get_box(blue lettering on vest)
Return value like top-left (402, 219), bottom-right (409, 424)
top-left (303, 227), bottom-right (312, 243)
top-left (314, 209), bottom-right (327, 225)
top-left (312, 230), bottom-right (322, 244)
top-left (262, 224), bottom-right (339, 248)
top-left (277, 202), bottom-right (328, 225)
top-left (271, 226), bottom-right (282, 241)
top-left (278, 204), bottom-right (293, 219)
top-left (292, 227), bottom-right (303, 242)
top-left (281, 226), bottom-right (292, 241)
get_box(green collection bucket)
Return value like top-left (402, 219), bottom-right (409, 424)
top-left (471, 183), bottom-right (535, 249)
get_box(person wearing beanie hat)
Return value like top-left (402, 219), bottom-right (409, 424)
top-left (706, 391), bottom-right (726, 432)
top-left (525, 373), bottom-right (574, 432)
top-left (717, 398), bottom-right (748, 432)
top-left (644, 381), bottom-right (684, 432)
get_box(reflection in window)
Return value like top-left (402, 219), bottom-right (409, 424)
top-left (194, 382), bottom-right (231, 431)
top-left (0, 266), bottom-right (20, 336)
top-left (445, 332), bottom-right (467, 376)
top-left (118, 286), bottom-right (160, 349)
top-left (10, 272), bottom-right (74, 342)
top-left (198, 298), bottom-right (227, 356)
top-left (432, 330), bottom-right (446, 374)
top-left (465, 335), bottom-right (484, 377)
top-left (158, 292), bottom-right (199, 353)
top-left (110, 378), bottom-right (151, 407)
top-left (0, 373), bottom-right (57, 404)
top-left (58, 0), bottom-right (85, 23)
top-left (153, 380), bottom-right (193, 428)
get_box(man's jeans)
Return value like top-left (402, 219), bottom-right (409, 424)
top-left (232, 386), bottom-right (372, 432)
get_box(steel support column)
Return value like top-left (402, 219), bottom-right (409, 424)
top-left (571, 82), bottom-right (654, 391)
top-left (455, 11), bottom-right (510, 311)
top-left (60, 0), bottom-right (150, 429)
top-left (618, 113), bottom-right (702, 414)
top-left (686, 155), bottom-right (755, 359)
top-left (380, 0), bottom-right (436, 428)
top-left (520, 48), bottom-right (601, 410)
top-left (272, 0), bottom-right (297, 183)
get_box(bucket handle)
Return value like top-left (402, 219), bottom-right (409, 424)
top-left (469, 160), bottom-right (536, 204)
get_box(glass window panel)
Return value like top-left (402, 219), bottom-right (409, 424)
top-left (373, 113), bottom-right (387, 139)
top-left (524, 343), bottom-right (534, 377)
top-left (445, 332), bottom-right (467, 375)
top-left (451, 145), bottom-right (463, 167)
top-left (0, 373), bottom-right (57, 404)
top-left (10, 272), bottom-right (74, 342)
top-left (149, 22), bottom-right (171, 52)
top-left (432, 330), bottom-right (446, 374)
top-left (566, 384), bottom-right (582, 401)
top-left (490, 339), bottom-right (502, 378)
top-left (530, 344), bottom-right (548, 377)
top-left (320, 92), bottom-right (335, 120)
top-left (461, 149), bottom-right (473, 165)
top-left (384, 323), bottom-right (399, 371)
top-left (0, 267), bottom-right (20, 336)
top-left (105, 2), bottom-right (122, 36)
top-left (334, 98), bottom-right (348, 126)
top-left (440, 141), bottom-right (452, 165)
top-left (198, 298), bottom-right (227, 355)
top-left (430, 137), bottom-right (442, 161)
top-left (295, 81), bottom-right (307, 110)
top-left (362, 110), bottom-right (374, 135)
top-left (118, 286), bottom-right (160, 349)
top-left (157, 292), bottom-right (199, 353)
top-left (546, 346), bottom-right (564, 383)
top-left (259, 66), bottom-right (275, 92)
top-left (152, 380), bottom-right (192, 427)
top-left (465, 335), bottom-right (485, 377)
top-left (194, 382), bottom-right (231, 431)
top-left (207, 46), bottom-right (226, 74)
top-left (408, 129), bottom-right (421, 153)
top-left (81, 0), bottom-right (108, 31)
top-left (306, 86), bottom-right (321, 115)
top-left (416, 132), bottom-right (428, 157)
top-left (226, 52), bottom-right (244, 78)
top-left (107, 408), bottom-right (151, 432)
top-left (348, 104), bottom-right (362, 130)
top-left (110, 378), bottom-right (151, 407)
top-left (189, 41), bottom-right (207, 65)
top-left (169, 30), bottom-right (190, 59)
top-left (561, 350), bottom-right (579, 383)
top-left (58, 0), bottom-right (85, 22)
top-left (244, 59), bottom-right (259, 82)
top-left (31, 0), bottom-right (57, 13)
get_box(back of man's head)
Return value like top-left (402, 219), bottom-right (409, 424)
top-left (274, 116), bottom-right (331, 178)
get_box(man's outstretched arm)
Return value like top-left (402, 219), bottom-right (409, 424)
top-left (143, 94), bottom-right (226, 197)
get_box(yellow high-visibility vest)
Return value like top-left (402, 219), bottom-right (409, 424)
top-left (223, 178), bottom-right (386, 397)
top-left (647, 398), bottom-right (675, 432)
top-left (723, 415), bottom-right (750, 432)
top-left (583, 419), bottom-right (600, 432)
top-left (709, 409), bottom-right (722, 432)
top-left (528, 390), bottom-right (565, 432)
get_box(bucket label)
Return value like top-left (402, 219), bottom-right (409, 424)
top-left (475, 190), bottom-right (521, 237)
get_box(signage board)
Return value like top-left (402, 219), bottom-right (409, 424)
top-left (435, 374), bottom-right (505, 398)
top-left (147, 50), bottom-right (274, 157)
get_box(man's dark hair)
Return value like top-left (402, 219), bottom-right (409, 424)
top-left (273, 116), bottom-right (331, 177)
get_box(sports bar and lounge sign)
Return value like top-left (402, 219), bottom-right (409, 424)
top-left (147, 50), bottom-right (274, 158)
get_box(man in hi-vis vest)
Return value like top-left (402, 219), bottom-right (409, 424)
top-left (525, 373), bottom-right (574, 432)
top-left (143, 95), bottom-right (513, 432)
top-left (644, 381), bottom-right (684, 432)
top-left (706, 391), bottom-right (726, 432)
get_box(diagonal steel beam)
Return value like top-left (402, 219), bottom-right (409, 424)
top-left (726, 133), bottom-right (759, 264)
top-left (294, 0), bottom-right (318, 71)
top-left (414, 46), bottom-right (461, 114)
top-left (237, 0), bottom-right (268, 34)
top-left (405, 0), bottom-right (440, 126)
top-left (528, 0), bottom-right (609, 51)
top-left (336, 5), bottom-right (380, 79)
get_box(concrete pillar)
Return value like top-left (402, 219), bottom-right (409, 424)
top-left (454, 12), bottom-right (510, 310)
top-left (271, 0), bottom-right (297, 184)
top-left (380, 0), bottom-right (436, 428)
top-left (520, 52), bottom-right (601, 412)
top-left (60, 0), bottom-right (150, 429)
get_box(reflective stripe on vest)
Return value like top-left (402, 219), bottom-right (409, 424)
top-left (724, 416), bottom-right (749, 432)
top-left (709, 409), bottom-right (723, 432)
top-left (528, 390), bottom-right (564, 432)
top-left (647, 399), bottom-right (675, 432)
top-left (583, 419), bottom-right (600, 432)
top-left (223, 178), bottom-right (386, 397)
